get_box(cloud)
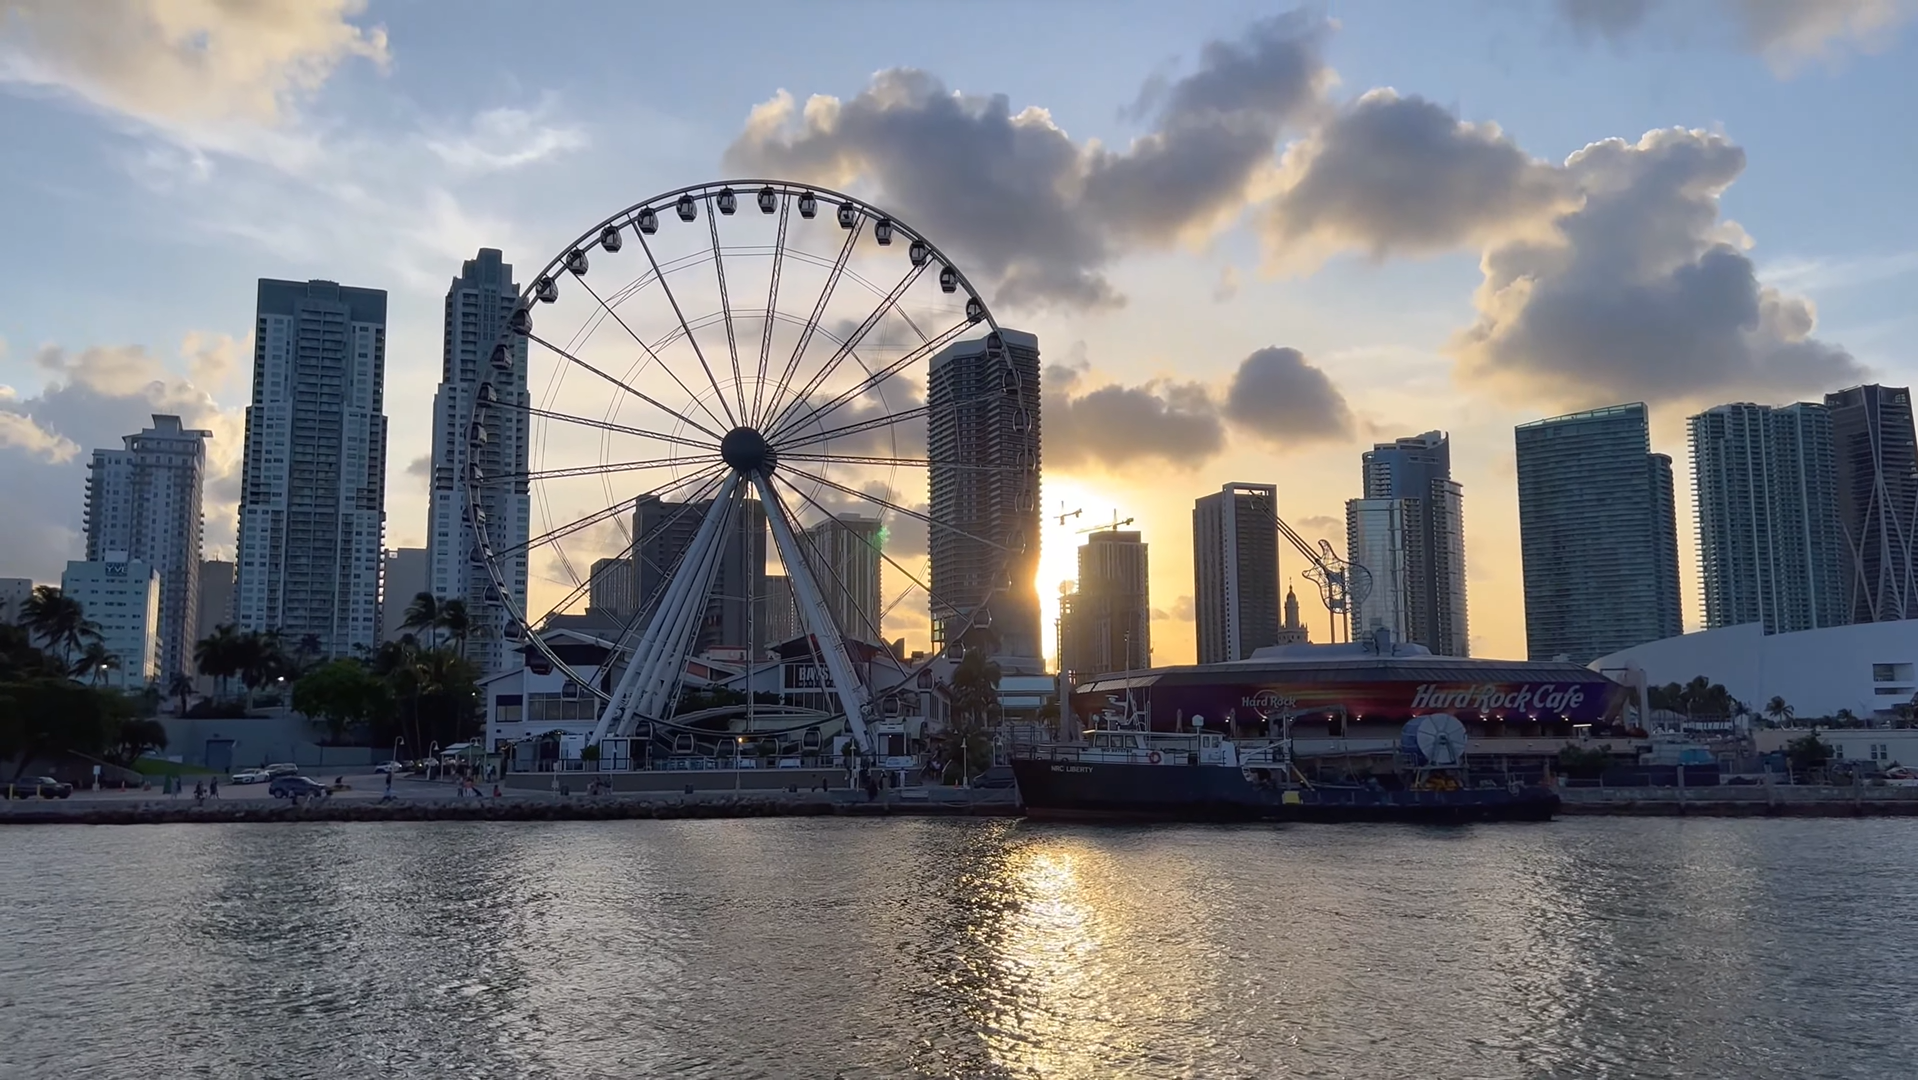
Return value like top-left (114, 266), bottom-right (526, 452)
top-left (425, 105), bottom-right (590, 174)
top-left (1043, 343), bottom-right (1354, 474)
top-left (0, 337), bottom-right (246, 582)
top-left (1557, 0), bottom-right (1913, 68)
top-left (406, 454), bottom-right (432, 478)
top-left (1221, 347), bottom-right (1357, 448)
top-left (0, 0), bottom-right (388, 126)
top-left (723, 13), bottom-right (1331, 308)
top-left (1260, 89), bottom-right (1573, 269)
top-left (1294, 514), bottom-right (1342, 535)
top-left (1045, 358), bottom-right (1226, 471)
top-left (1450, 127), bottom-right (1862, 406)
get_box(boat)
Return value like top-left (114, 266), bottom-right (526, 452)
top-left (1009, 715), bottom-right (1560, 824)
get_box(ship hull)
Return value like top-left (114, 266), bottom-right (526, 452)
top-left (1010, 759), bottom-right (1559, 824)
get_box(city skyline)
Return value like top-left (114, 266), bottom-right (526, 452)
top-left (2, 3), bottom-right (1914, 665)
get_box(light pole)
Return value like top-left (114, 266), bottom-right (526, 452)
top-left (735, 736), bottom-right (745, 794)
top-left (393, 736), bottom-right (405, 768)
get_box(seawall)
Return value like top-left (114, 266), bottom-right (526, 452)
top-left (0, 793), bottom-right (1022, 826)
top-left (1559, 785), bottom-right (1918, 817)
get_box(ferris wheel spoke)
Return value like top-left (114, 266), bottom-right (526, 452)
top-left (499, 401), bottom-right (715, 454)
top-left (752, 194), bottom-right (792, 424)
top-left (528, 331), bottom-right (726, 443)
top-left (767, 315), bottom-right (974, 445)
top-left (486, 454), bottom-right (705, 486)
top-left (499, 464), bottom-right (726, 560)
top-left (634, 225), bottom-right (739, 429)
top-left (778, 463), bottom-right (1013, 554)
top-left (525, 467), bottom-right (730, 643)
top-left (776, 404), bottom-right (930, 453)
top-left (763, 260), bottom-right (928, 438)
top-left (705, 197), bottom-right (750, 424)
top-left (758, 219), bottom-right (862, 429)
top-left (761, 480), bottom-right (894, 651)
top-left (771, 473), bottom-right (980, 660)
top-left (781, 452), bottom-right (1023, 473)
top-left (573, 274), bottom-right (733, 436)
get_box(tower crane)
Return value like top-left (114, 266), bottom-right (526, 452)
top-left (1078, 510), bottom-right (1134, 534)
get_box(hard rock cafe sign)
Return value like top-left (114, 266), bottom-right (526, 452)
top-left (1243, 690), bottom-right (1300, 720)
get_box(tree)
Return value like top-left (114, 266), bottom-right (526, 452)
top-left (195, 624), bottom-right (243, 699)
top-left (73, 640), bottom-right (119, 686)
top-left (1785, 731), bottom-right (1832, 776)
top-left (402, 592), bottom-right (442, 650)
top-left (293, 659), bottom-right (390, 745)
top-left (1556, 744), bottom-right (1613, 780)
top-left (234, 630), bottom-right (291, 705)
top-left (19, 585), bottom-right (100, 669)
top-left (166, 671), bottom-right (194, 716)
top-left (294, 633), bottom-right (324, 673)
top-left (438, 599), bottom-right (471, 659)
top-left (107, 716), bottom-right (169, 766)
top-left (0, 678), bottom-right (118, 779)
top-left (1833, 708), bottom-right (1860, 728)
top-left (943, 648), bottom-right (1001, 784)
top-left (1765, 696), bottom-right (1795, 727)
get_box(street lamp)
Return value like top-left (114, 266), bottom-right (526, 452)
top-left (735, 736), bottom-right (745, 794)
top-left (393, 736), bottom-right (405, 767)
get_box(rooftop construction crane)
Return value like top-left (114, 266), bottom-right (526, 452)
top-left (1275, 514), bottom-right (1372, 644)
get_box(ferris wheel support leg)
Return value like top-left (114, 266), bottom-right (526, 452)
top-left (630, 482), bottom-right (741, 721)
top-left (590, 474), bottom-right (741, 742)
top-left (752, 472), bottom-right (877, 756)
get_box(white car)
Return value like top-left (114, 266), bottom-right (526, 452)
top-left (230, 770), bottom-right (268, 785)
top-left (374, 761), bottom-right (406, 774)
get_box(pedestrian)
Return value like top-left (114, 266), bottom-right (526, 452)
top-left (492, 783), bottom-right (501, 799)
top-left (209, 777), bottom-right (219, 799)
top-left (193, 781), bottom-right (206, 805)
top-left (384, 771), bottom-right (393, 799)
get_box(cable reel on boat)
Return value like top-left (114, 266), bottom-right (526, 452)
top-left (1400, 713), bottom-right (1469, 767)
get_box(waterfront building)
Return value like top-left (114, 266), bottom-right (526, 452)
top-left (928, 329), bottom-right (1042, 667)
top-left (84, 414), bottom-right (210, 679)
top-left (633, 492), bottom-right (769, 653)
top-left (1689, 402), bottom-right (1846, 634)
top-left (800, 514), bottom-right (883, 639)
top-left (1593, 619), bottom-right (1918, 723)
top-left (1514, 403), bottom-right (1681, 664)
top-left (427, 250), bottom-right (529, 676)
top-left (380, 548), bottom-right (428, 641)
top-left (60, 553), bottom-right (161, 689)
top-left (0, 578), bottom-right (32, 624)
top-left (195, 560), bottom-right (233, 642)
top-left (1351, 431), bottom-right (1468, 656)
top-left (1825, 384), bottom-right (1918, 622)
top-left (1060, 528), bottom-right (1150, 677)
top-left (588, 555), bottom-right (638, 623)
top-left (1193, 482), bottom-right (1281, 664)
top-left (234, 279), bottom-right (388, 658)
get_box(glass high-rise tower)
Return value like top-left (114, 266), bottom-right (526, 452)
top-left (1193, 482), bottom-right (1281, 664)
top-left (1689, 402), bottom-right (1846, 634)
top-left (235, 279), bottom-right (388, 657)
top-left (1825, 384), bottom-right (1918, 623)
top-left (1515, 403), bottom-right (1681, 664)
top-left (1347, 431), bottom-right (1468, 655)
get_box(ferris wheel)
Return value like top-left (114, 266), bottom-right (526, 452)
top-left (464, 179), bottom-right (1037, 755)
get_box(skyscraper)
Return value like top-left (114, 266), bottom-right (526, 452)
top-left (427, 249), bottom-right (529, 675)
top-left (633, 493), bottom-right (768, 653)
top-left (800, 514), bottom-right (883, 640)
top-left (195, 559), bottom-right (233, 639)
top-left (84, 414), bottom-right (210, 679)
top-left (928, 329), bottom-right (1042, 664)
top-left (588, 556), bottom-right (637, 622)
top-left (1825, 384), bottom-right (1918, 623)
top-left (0, 579), bottom-right (31, 625)
top-left (61, 553), bottom-right (161, 689)
top-left (234, 279), bottom-right (388, 657)
top-left (1060, 528), bottom-right (1150, 676)
top-left (1515, 403), bottom-right (1681, 664)
top-left (380, 547), bottom-right (429, 641)
top-left (1689, 402), bottom-right (1846, 633)
top-left (1193, 482), bottom-right (1281, 664)
top-left (1347, 431), bottom-right (1469, 655)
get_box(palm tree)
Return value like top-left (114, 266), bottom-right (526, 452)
top-left (1765, 696), bottom-right (1795, 727)
top-left (438, 599), bottom-right (471, 659)
top-left (73, 640), bottom-right (119, 685)
top-left (167, 671), bottom-right (194, 715)
top-left (402, 592), bottom-right (442, 650)
top-left (19, 585), bottom-right (100, 669)
top-left (235, 630), bottom-right (291, 705)
top-left (1834, 708), bottom-right (1859, 728)
top-left (944, 647), bottom-right (1002, 783)
top-left (195, 623), bottom-right (243, 699)
top-left (295, 633), bottom-right (323, 672)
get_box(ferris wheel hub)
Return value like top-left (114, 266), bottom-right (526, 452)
top-left (720, 425), bottom-right (776, 475)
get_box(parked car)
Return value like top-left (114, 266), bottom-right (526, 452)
top-left (967, 765), bottom-right (1017, 790)
top-left (263, 763), bottom-right (299, 777)
top-left (5, 776), bottom-right (73, 799)
top-left (268, 775), bottom-right (330, 799)
top-left (230, 770), bottom-right (269, 785)
top-left (373, 761), bottom-right (406, 774)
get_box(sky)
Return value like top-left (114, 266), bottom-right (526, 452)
top-left (1, 0), bottom-right (1914, 666)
